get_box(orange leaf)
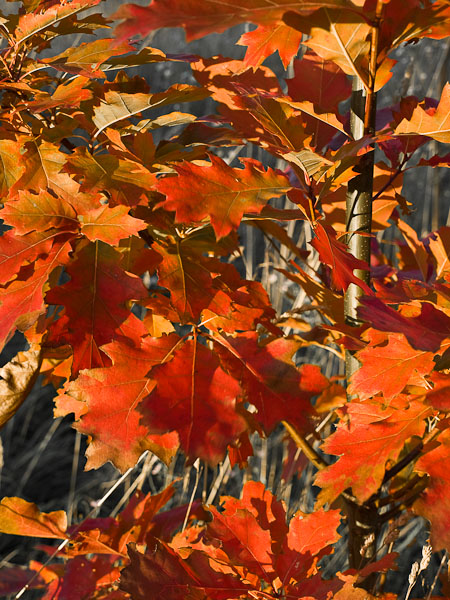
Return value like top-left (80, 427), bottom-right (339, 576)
top-left (315, 397), bottom-right (431, 504)
top-left (78, 205), bottom-right (146, 245)
top-left (349, 332), bottom-right (435, 400)
top-left (157, 154), bottom-right (291, 239)
top-left (0, 497), bottom-right (67, 539)
top-left (395, 83), bottom-right (450, 143)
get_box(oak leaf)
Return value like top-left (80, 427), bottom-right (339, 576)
top-left (14, 0), bottom-right (102, 43)
top-left (142, 339), bottom-right (247, 465)
top-left (120, 540), bottom-right (252, 599)
top-left (0, 238), bottom-right (72, 351)
top-left (157, 154), bottom-right (291, 239)
top-left (40, 38), bottom-right (135, 78)
top-left (0, 190), bottom-right (78, 235)
top-left (78, 205), bottom-right (146, 245)
top-left (287, 52), bottom-right (351, 113)
top-left (348, 332), bottom-right (435, 400)
top-left (413, 430), bottom-right (450, 551)
top-left (358, 296), bottom-right (450, 352)
top-left (154, 240), bottom-right (219, 323)
top-left (0, 497), bottom-right (67, 539)
top-left (10, 140), bottom-right (79, 201)
top-left (0, 346), bottom-right (42, 429)
top-left (284, 8), bottom-right (371, 86)
top-left (215, 332), bottom-right (328, 433)
top-left (56, 334), bottom-right (182, 471)
top-left (46, 241), bottom-right (148, 375)
top-left (24, 77), bottom-right (93, 112)
top-left (93, 85), bottom-right (209, 137)
top-left (395, 83), bottom-right (450, 143)
top-left (114, 0), bottom-right (360, 45)
top-left (315, 397), bottom-right (431, 504)
top-left (311, 223), bottom-right (372, 294)
top-left (238, 22), bottom-right (302, 68)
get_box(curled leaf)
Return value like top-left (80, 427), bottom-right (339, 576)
top-left (0, 346), bottom-right (42, 429)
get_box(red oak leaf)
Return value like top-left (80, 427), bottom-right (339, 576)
top-left (287, 52), bottom-right (351, 113)
top-left (238, 22), bottom-right (302, 68)
top-left (66, 486), bottom-right (176, 557)
top-left (114, 0), bottom-right (352, 44)
top-left (215, 332), bottom-right (328, 433)
top-left (78, 205), bottom-right (146, 245)
top-left (311, 223), bottom-right (372, 294)
top-left (24, 77), bottom-right (93, 112)
top-left (64, 147), bottom-right (157, 207)
top-left (0, 190), bottom-right (78, 235)
top-left (0, 229), bottom-right (60, 285)
top-left (284, 9), bottom-right (371, 87)
top-left (40, 38), bottom-right (135, 79)
top-left (348, 332), bottom-right (435, 400)
top-left (424, 372), bottom-right (450, 412)
top-left (0, 238), bottom-right (72, 351)
top-left (52, 555), bottom-right (122, 600)
top-left (413, 430), bottom-right (450, 551)
top-left (157, 154), bottom-right (291, 239)
top-left (239, 481), bottom-right (288, 551)
top-left (142, 338), bottom-right (247, 465)
top-left (46, 241), bottom-right (148, 376)
top-left (358, 296), bottom-right (450, 352)
top-left (206, 504), bottom-right (275, 582)
top-left (428, 225), bottom-right (450, 278)
top-left (10, 140), bottom-right (79, 201)
top-left (210, 482), bottom-right (287, 567)
top-left (154, 241), bottom-right (220, 323)
top-left (14, 0), bottom-right (102, 43)
top-left (315, 397), bottom-right (431, 504)
top-left (276, 508), bottom-right (341, 584)
top-left (56, 334), bottom-right (181, 471)
top-left (120, 539), bottom-right (252, 599)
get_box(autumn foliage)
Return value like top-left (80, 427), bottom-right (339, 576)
top-left (0, 0), bottom-right (450, 597)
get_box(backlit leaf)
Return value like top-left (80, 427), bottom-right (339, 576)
top-left (157, 154), bottom-right (291, 239)
top-left (216, 332), bottom-right (328, 433)
top-left (40, 38), bottom-right (135, 78)
top-left (414, 430), bottom-right (450, 551)
top-left (311, 222), bottom-right (372, 294)
top-left (46, 241), bottom-right (147, 375)
top-left (142, 338), bottom-right (247, 465)
top-left (0, 497), bottom-right (67, 539)
top-left (348, 332), bottom-right (435, 400)
top-left (0, 190), bottom-right (78, 235)
top-left (57, 335), bottom-right (181, 471)
top-left (78, 205), bottom-right (146, 245)
top-left (93, 85), bottom-right (209, 137)
top-left (395, 83), bottom-right (450, 143)
top-left (238, 22), bottom-right (303, 68)
top-left (315, 397), bottom-right (431, 504)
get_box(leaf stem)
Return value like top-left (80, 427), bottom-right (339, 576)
top-left (281, 420), bottom-right (327, 471)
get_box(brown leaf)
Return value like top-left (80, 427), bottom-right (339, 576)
top-left (0, 346), bottom-right (42, 428)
